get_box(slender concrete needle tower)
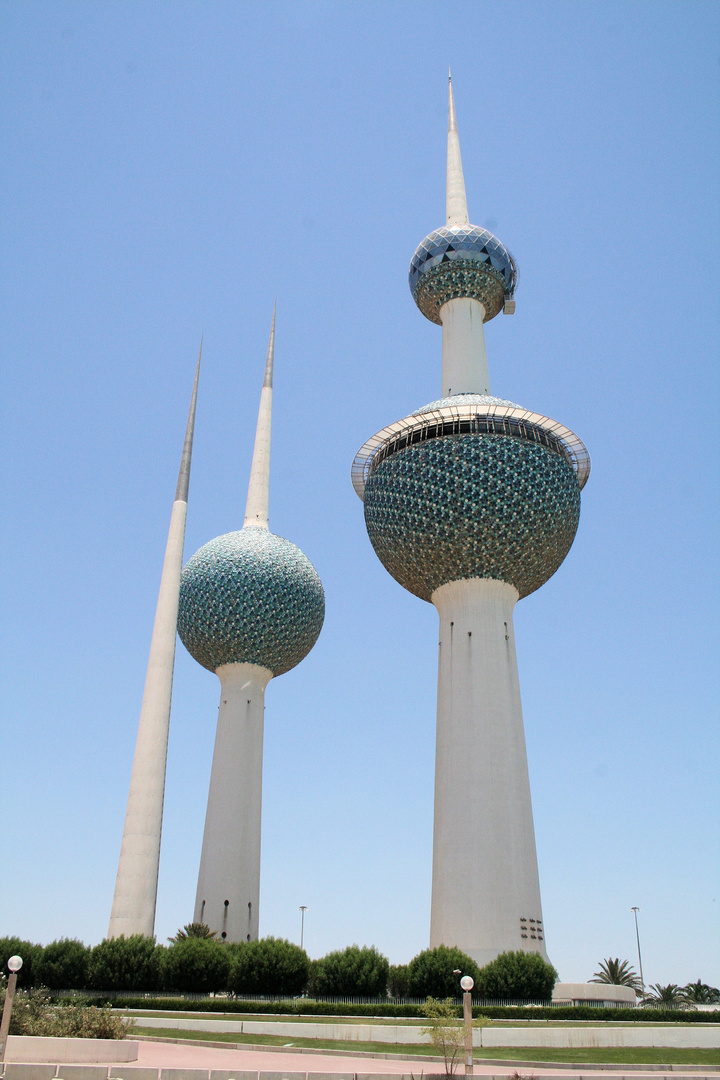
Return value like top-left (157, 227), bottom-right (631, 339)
top-left (109, 344), bottom-right (202, 939)
top-left (352, 78), bottom-right (590, 966)
top-left (177, 310), bottom-right (324, 942)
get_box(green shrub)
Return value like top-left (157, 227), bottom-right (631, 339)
top-left (309, 944), bottom-right (389, 997)
top-left (0, 937), bottom-right (43, 988)
top-left (160, 937), bottom-right (231, 994)
top-left (388, 963), bottom-right (409, 998)
top-left (406, 945), bottom-right (480, 999)
top-left (88, 936), bottom-right (161, 992)
top-left (475, 949), bottom-right (557, 1000)
top-left (36, 938), bottom-right (90, 990)
top-left (7, 986), bottom-right (132, 1039)
top-left (228, 937), bottom-right (309, 996)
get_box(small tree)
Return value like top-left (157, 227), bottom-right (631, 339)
top-left (310, 944), bottom-right (389, 997)
top-left (641, 983), bottom-right (694, 1010)
top-left (0, 937), bottom-right (42, 988)
top-left (160, 937), bottom-right (231, 994)
top-left (36, 938), bottom-right (90, 990)
top-left (228, 937), bottom-right (309, 997)
top-left (388, 963), bottom-right (409, 999)
top-left (591, 957), bottom-right (642, 993)
top-left (475, 951), bottom-right (557, 1001)
top-left (420, 996), bottom-right (463, 1075)
top-left (87, 935), bottom-right (161, 992)
top-left (683, 980), bottom-right (720, 1004)
top-left (168, 923), bottom-right (217, 942)
top-left (407, 945), bottom-right (480, 1000)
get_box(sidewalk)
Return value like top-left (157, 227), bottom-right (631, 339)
top-left (128, 1039), bottom-right (718, 1079)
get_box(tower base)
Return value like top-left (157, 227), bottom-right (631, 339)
top-left (430, 577), bottom-right (547, 966)
top-left (194, 661), bottom-right (272, 942)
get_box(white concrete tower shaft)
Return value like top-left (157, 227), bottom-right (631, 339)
top-left (194, 662), bottom-right (271, 941)
top-left (194, 312), bottom-right (275, 941)
top-left (109, 343), bottom-right (202, 939)
top-left (430, 579), bottom-right (546, 966)
top-left (442, 75), bottom-right (490, 398)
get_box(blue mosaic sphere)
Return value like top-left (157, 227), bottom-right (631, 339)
top-left (409, 226), bottom-right (518, 325)
top-left (363, 434), bottom-right (580, 602)
top-left (177, 529), bottom-right (325, 676)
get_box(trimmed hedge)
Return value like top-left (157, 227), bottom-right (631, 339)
top-left (36, 939), bottom-right (90, 991)
top-left (407, 945), bottom-right (480, 999)
top-left (475, 950), bottom-right (557, 1001)
top-left (160, 939), bottom-right (231, 994)
top-left (309, 945), bottom-right (389, 998)
top-left (228, 938), bottom-right (309, 997)
top-left (0, 937), bottom-right (43, 989)
top-left (88, 936), bottom-right (161, 992)
top-left (100, 996), bottom-right (720, 1021)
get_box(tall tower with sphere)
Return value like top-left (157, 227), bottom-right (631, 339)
top-left (178, 310), bottom-right (325, 942)
top-left (352, 78), bottom-right (590, 966)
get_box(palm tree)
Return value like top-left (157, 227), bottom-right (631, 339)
top-left (683, 980), bottom-right (720, 1004)
top-left (591, 957), bottom-right (642, 993)
top-left (167, 922), bottom-right (217, 943)
top-left (641, 983), bottom-right (694, 1009)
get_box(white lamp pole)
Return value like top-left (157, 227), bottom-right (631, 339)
top-left (299, 906), bottom-right (308, 951)
top-left (0, 956), bottom-right (23, 1062)
top-left (460, 974), bottom-right (474, 1074)
top-left (631, 907), bottom-right (645, 994)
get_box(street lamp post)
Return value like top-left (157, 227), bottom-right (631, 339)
top-left (299, 906), bottom-right (308, 951)
top-left (460, 975), bottom-right (474, 1075)
top-left (631, 907), bottom-right (645, 995)
top-left (0, 956), bottom-right (23, 1062)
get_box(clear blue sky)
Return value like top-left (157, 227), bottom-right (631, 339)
top-left (1, 0), bottom-right (718, 988)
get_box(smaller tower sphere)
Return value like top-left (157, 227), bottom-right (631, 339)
top-left (178, 529), bottom-right (325, 676)
top-left (409, 225), bottom-right (517, 324)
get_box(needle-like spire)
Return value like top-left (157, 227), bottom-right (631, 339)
top-left (243, 303), bottom-right (275, 529)
top-left (109, 345), bottom-right (202, 939)
top-left (175, 338), bottom-right (202, 502)
top-left (446, 72), bottom-right (469, 227)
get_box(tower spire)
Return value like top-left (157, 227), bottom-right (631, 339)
top-left (175, 338), bottom-right (202, 502)
top-left (446, 72), bottom-right (469, 227)
top-left (244, 304), bottom-right (275, 529)
top-left (109, 345), bottom-right (202, 939)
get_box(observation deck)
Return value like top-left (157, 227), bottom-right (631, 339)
top-left (352, 394), bottom-right (590, 501)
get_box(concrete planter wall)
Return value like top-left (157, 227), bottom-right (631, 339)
top-left (552, 982), bottom-right (637, 1007)
top-left (132, 1015), bottom-right (720, 1049)
top-left (5, 1036), bottom-right (139, 1063)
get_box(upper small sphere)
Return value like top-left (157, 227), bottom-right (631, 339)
top-left (178, 529), bottom-right (325, 676)
top-left (409, 226), bottom-right (517, 324)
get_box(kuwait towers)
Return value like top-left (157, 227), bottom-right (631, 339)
top-left (177, 311), bottom-right (325, 942)
top-left (352, 78), bottom-right (590, 966)
top-left (109, 346), bottom-right (202, 939)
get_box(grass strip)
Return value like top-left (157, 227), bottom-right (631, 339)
top-left (132, 1026), bottom-right (720, 1066)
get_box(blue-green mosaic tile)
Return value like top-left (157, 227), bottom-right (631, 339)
top-left (363, 434), bottom-right (580, 602)
top-left (177, 528), bottom-right (325, 676)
